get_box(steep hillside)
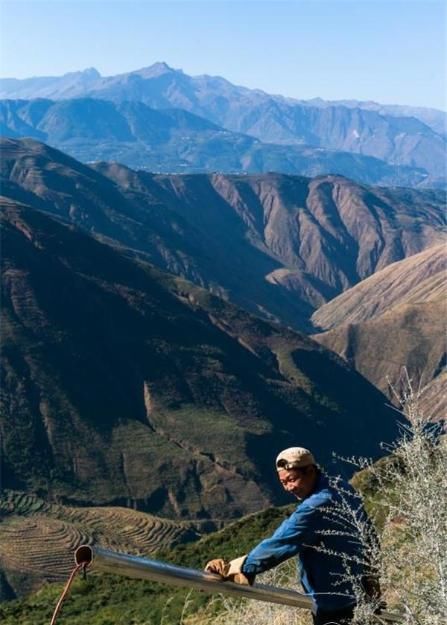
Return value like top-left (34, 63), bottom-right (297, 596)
top-left (0, 198), bottom-right (398, 519)
top-left (312, 245), bottom-right (446, 329)
top-left (313, 246), bottom-right (446, 417)
top-left (0, 98), bottom-right (425, 186)
top-left (0, 63), bottom-right (445, 184)
top-left (2, 138), bottom-right (445, 332)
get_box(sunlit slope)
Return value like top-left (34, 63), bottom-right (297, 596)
top-left (313, 245), bottom-right (446, 417)
top-left (312, 244), bottom-right (446, 329)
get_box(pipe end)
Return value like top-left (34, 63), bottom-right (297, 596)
top-left (75, 544), bottom-right (93, 566)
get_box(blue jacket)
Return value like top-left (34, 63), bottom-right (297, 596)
top-left (242, 473), bottom-right (372, 614)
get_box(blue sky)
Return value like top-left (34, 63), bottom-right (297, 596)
top-left (0, 0), bottom-right (445, 109)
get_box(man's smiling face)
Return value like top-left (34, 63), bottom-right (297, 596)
top-left (277, 465), bottom-right (317, 500)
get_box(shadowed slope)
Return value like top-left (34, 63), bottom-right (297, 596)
top-left (1, 198), bottom-right (397, 519)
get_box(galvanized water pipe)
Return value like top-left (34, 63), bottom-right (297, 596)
top-left (74, 545), bottom-right (401, 622)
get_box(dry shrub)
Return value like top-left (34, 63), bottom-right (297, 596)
top-left (343, 372), bottom-right (446, 625)
top-left (376, 373), bottom-right (447, 625)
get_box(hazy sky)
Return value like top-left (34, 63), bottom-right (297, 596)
top-left (0, 0), bottom-right (445, 109)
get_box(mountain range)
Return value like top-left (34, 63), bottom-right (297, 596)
top-left (1, 63), bottom-right (445, 186)
top-left (0, 97), bottom-right (428, 187)
top-left (2, 138), bottom-right (445, 332)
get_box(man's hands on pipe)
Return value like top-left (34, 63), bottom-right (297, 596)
top-left (204, 556), bottom-right (253, 585)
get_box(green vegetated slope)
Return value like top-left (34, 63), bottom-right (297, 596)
top-left (0, 502), bottom-right (295, 625)
top-left (2, 138), bottom-right (445, 332)
top-left (1, 197), bottom-right (398, 521)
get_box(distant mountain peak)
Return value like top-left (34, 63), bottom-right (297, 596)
top-left (58, 67), bottom-right (101, 79)
top-left (81, 67), bottom-right (101, 78)
top-left (132, 62), bottom-right (179, 79)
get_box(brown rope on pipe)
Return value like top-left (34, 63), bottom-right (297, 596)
top-left (49, 562), bottom-right (86, 625)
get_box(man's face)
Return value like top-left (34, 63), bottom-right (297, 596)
top-left (277, 466), bottom-right (316, 500)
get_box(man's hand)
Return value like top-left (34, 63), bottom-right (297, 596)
top-left (204, 556), bottom-right (252, 585)
top-left (204, 558), bottom-right (228, 576)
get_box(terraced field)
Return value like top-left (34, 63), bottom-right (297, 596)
top-left (0, 491), bottom-right (205, 598)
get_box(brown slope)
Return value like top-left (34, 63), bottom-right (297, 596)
top-left (1, 198), bottom-right (399, 520)
top-left (419, 371), bottom-right (447, 419)
top-left (1, 138), bottom-right (445, 333)
top-left (313, 247), bottom-right (447, 418)
top-left (312, 244), bottom-right (447, 330)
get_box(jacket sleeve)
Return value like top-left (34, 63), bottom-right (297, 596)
top-left (242, 502), bottom-right (319, 576)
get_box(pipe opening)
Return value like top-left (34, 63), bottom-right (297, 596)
top-left (75, 545), bottom-right (93, 566)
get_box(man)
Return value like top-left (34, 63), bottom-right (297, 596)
top-left (205, 447), bottom-right (380, 625)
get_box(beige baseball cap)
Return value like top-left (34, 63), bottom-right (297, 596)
top-left (275, 447), bottom-right (316, 471)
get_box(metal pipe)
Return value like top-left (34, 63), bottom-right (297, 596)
top-left (75, 545), bottom-right (401, 622)
top-left (75, 544), bottom-right (312, 609)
